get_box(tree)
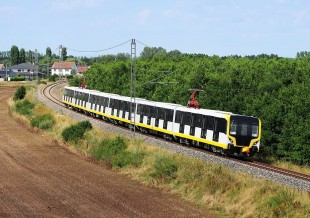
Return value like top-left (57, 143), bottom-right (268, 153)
top-left (140, 47), bottom-right (167, 59)
top-left (27, 50), bottom-right (33, 63)
top-left (46, 47), bottom-right (52, 58)
top-left (62, 47), bottom-right (67, 61)
top-left (19, 48), bottom-right (26, 63)
top-left (10, 45), bottom-right (19, 65)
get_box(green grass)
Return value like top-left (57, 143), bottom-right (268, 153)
top-left (31, 114), bottom-right (55, 130)
top-left (15, 100), bottom-right (35, 116)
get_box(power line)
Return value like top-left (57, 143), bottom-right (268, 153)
top-left (66, 39), bottom-right (131, 53)
top-left (135, 39), bottom-right (151, 48)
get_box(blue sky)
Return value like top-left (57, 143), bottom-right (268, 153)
top-left (1, 0), bottom-right (309, 57)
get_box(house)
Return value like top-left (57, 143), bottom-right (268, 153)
top-left (8, 63), bottom-right (35, 74)
top-left (77, 66), bottom-right (89, 75)
top-left (51, 62), bottom-right (77, 76)
top-left (0, 64), bottom-right (4, 70)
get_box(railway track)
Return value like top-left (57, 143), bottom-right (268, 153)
top-left (41, 81), bottom-right (310, 188)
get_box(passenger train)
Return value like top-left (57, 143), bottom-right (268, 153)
top-left (62, 86), bottom-right (262, 157)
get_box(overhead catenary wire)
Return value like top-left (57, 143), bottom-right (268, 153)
top-left (66, 39), bottom-right (132, 53)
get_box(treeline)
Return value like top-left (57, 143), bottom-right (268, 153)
top-left (83, 53), bottom-right (310, 166)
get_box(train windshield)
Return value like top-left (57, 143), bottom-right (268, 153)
top-left (229, 116), bottom-right (259, 138)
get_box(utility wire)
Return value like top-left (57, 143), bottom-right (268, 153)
top-left (137, 70), bottom-right (176, 87)
top-left (136, 39), bottom-right (151, 48)
top-left (66, 39), bottom-right (131, 53)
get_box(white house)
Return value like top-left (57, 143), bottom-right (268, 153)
top-left (51, 61), bottom-right (77, 76)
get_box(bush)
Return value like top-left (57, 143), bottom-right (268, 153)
top-left (91, 136), bottom-right (144, 168)
top-left (62, 120), bottom-right (92, 142)
top-left (11, 76), bottom-right (26, 81)
top-left (31, 114), bottom-right (55, 130)
top-left (150, 155), bottom-right (178, 181)
top-left (48, 75), bottom-right (58, 82)
top-left (15, 100), bottom-right (35, 116)
top-left (13, 86), bottom-right (26, 101)
top-left (68, 76), bottom-right (85, 87)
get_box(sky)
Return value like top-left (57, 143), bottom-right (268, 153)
top-left (1, 0), bottom-right (310, 58)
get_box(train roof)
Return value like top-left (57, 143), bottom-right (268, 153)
top-left (64, 86), bottom-right (256, 118)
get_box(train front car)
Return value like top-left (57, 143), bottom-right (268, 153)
top-left (227, 115), bottom-right (261, 157)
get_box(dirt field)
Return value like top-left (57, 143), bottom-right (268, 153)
top-left (0, 86), bottom-right (215, 217)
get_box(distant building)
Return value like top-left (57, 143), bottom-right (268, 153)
top-left (8, 63), bottom-right (35, 75)
top-left (77, 66), bottom-right (89, 75)
top-left (0, 64), bottom-right (4, 70)
top-left (51, 62), bottom-right (77, 76)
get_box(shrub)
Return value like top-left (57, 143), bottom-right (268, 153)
top-left (91, 136), bottom-right (144, 168)
top-left (77, 120), bottom-right (92, 131)
top-left (13, 86), bottom-right (26, 101)
top-left (11, 76), bottom-right (26, 81)
top-left (15, 100), bottom-right (35, 116)
top-left (31, 114), bottom-right (55, 130)
top-left (48, 75), bottom-right (58, 82)
top-left (150, 154), bottom-right (178, 181)
top-left (61, 120), bottom-right (92, 142)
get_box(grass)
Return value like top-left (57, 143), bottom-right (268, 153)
top-left (8, 83), bottom-right (310, 218)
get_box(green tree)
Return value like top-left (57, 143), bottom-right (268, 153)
top-left (27, 50), bottom-right (33, 63)
top-left (19, 48), bottom-right (26, 63)
top-left (10, 45), bottom-right (19, 65)
top-left (140, 47), bottom-right (167, 60)
top-left (46, 47), bottom-right (52, 58)
top-left (62, 47), bottom-right (67, 61)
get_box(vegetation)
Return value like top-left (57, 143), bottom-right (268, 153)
top-left (13, 86), bottom-right (26, 101)
top-left (31, 114), bottom-right (55, 130)
top-left (84, 53), bottom-right (310, 166)
top-left (61, 120), bottom-right (92, 142)
top-left (15, 100), bottom-right (35, 116)
top-left (9, 84), bottom-right (310, 218)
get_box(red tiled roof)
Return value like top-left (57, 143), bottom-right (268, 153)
top-left (51, 62), bottom-right (76, 69)
top-left (77, 66), bottom-right (89, 73)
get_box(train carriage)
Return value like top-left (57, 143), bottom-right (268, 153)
top-left (172, 107), bottom-right (230, 151)
top-left (134, 100), bottom-right (180, 138)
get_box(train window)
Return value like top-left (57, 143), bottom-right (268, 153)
top-left (241, 124), bottom-right (248, 136)
top-left (158, 107), bottom-right (165, 120)
top-left (202, 115), bottom-right (207, 129)
top-left (193, 113), bottom-right (203, 128)
top-left (137, 104), bottom-right (142, 115)
top-left (182, 112), bottom-right (191, 125)
top-left (150, 106), bottom-right (156, 117)
top-left (143, 105), bottom-right (150, 116)
top-left (120, 101), bottom-right (125, 110)
top-left (206, 116), bottom-right (214, 130)
top-left (115, 100), bottom-right (120, 110)
top-left (230, 123), bottom-right (237, 135)
top-left (252, 125), bottom-right (258, 137)
top-left (175, 111), bottom-right (181, 123)
top-left (125, 101), bottom-right (130, 111)
top-left (110, 99), bottom-right (114, 108)
top-left (104, 98), bottom-right (109, 107)
top-left (217, 118), bottom-right (227, 133)
top-left (166, 109), bottom-right (173, 122)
